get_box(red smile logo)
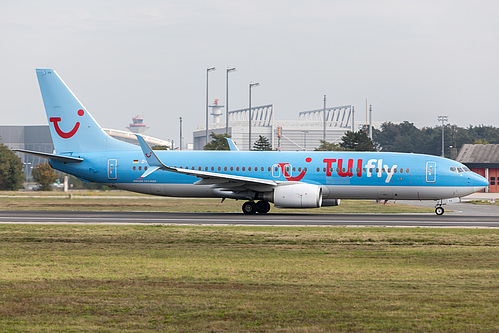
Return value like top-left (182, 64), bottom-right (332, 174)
top-left (50, 109), bottom-right (84, 139)
top-left (278, 158), bottom-right (311, 181)
top-left (145, 152), bottom-right (152, 158)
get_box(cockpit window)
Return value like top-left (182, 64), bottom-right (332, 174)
top-left (450, 166), bottom-right (470, 173)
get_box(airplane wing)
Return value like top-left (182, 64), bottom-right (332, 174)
top-left (135, 134), bottom-right (277, 187)
top-left (13, 149), bottom-right (84, 163)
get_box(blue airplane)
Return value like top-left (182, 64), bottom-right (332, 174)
top-left (15, 69), bottom-right (488, 215)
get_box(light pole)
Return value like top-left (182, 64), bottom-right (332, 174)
top-left (437, 115), bottom-right (448, 157)
top-left (179, 117), bottom-right (183, 150)
top-left (249, 82), bottom-right (260, 150)
top-left (225, 67), bottom-right (236, 135)
top-left (205, 67), bottom-right (216, 146)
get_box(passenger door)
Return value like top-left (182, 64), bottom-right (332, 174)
top-left (108, 159), bottom-right (117, 180)
top-left (426, 161), bottom-right (436, 183)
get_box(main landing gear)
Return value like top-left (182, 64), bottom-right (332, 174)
top-left (242, 200), bottom-right (271, 215)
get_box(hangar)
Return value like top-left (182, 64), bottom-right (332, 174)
top-left (456, 144), bottom-right (499, 193)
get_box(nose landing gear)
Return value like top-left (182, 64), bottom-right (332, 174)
top-left (435, 205), bottom-right (445, 216)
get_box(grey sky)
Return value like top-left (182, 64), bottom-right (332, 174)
top-left (1, 0), bottom-right (498, 143)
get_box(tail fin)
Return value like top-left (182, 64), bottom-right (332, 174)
top-left (36, 69), bottom-right (133, 153)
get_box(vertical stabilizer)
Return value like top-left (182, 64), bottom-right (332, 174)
top-left (36, 69), bottom-right (134, 153)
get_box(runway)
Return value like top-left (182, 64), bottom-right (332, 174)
top-left (1, 211), bottom-right (498, 227)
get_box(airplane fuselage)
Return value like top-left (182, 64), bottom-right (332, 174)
top-left (51, 150), bottom-right (485, 201)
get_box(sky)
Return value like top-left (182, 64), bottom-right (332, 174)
top-left (1, 0), bottom-right (498, 144)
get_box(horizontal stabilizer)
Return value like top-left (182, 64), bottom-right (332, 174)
top-left (13, 149), bottom-right (84, 163)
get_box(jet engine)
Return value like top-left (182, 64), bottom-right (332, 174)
top-left (272, 184), bottom-right (323, 208)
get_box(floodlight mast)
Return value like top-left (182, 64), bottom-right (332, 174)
top-left (205, 67), bottom-right (216, 147)
top-left (249, 82), bottom-right (260, 150)
top-left (225, 67), bottom-right (236, 135)
top-left (437, 115), bottom-right (448, 157)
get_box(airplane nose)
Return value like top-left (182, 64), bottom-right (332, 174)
top-left (470, 173), bottom-right (489, 189)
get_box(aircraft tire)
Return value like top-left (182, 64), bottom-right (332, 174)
top-left (242, 201), bottom-right (257, 215)
top-left (435, 206), bottom-right (444, 215)
top-left (256, 200), bottom-right (271, 214)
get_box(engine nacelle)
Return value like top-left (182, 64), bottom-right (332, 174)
top-left (273, 184), bottom-right (323, 208)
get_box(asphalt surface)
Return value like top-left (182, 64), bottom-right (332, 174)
top-left (1, 210), bottom-right (498, 227)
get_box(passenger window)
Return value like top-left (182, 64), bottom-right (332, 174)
top-left (217, 167), bottom-right (221, 171)
top-left (317, 168), bottom-right (320, 172)
top-left (138, 166), bottom-right (142, 171)
top-left (292, 167), bottom-right (296, 172)
top-left (267, 167), bottom-right (270, 171)
top-left (406, 168), bottom-right (409, 173)
top-left (248, 167), bottom-right (252, 171)
top-left (298, 167), bottom-right (302, 172)
top-left (274, 167), bottom-right (278, 172)
top-left (242, 167), bottom-right (245, 171)
top-left (211, 167), bottom-right (214, 171)
top-left (133, 166), bottom-right (136, 171)
top-left (145, 166), bottom-right (148, 171)
top-left (304, 167), bottom-right (307, 171)
top-left (236, 167), bottom-right (239, 171)
top-left (323, 167), bottom-right (326, 172)
top-left (393, 168), bottom-right (397, 173)
top-left (400, 168), bottom-right (403, 173)
top-left (205, 167), bottom-right (208, 171)
top-left (230, 167), bottom-right (233, 171)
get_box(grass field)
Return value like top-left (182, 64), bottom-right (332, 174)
top-left (0, 225), bottom-right (497, 332)
top-left (0, 191), bottom-right (435, 214)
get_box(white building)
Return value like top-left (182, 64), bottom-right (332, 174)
top-left (193, 104), bottom-right (361, 151)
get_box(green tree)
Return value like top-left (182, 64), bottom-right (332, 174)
top-left (32, 162), bottom-right (57, 191)
top-left (340, 130), bottom-right (376, 151)
top-left (0, 144), bottom-right (24, 190)
top-left (314, 140), bottom-right (342, 151)
top-left (151, 145), bottom-right (169, 150)
top-left (253, 135), bottom-right (272, 151)
top-left (203, 132), bottom-right (231, 150)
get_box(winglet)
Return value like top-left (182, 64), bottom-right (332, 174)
top-left (135, 134), bottom-right (174, 171)
top-left (226, 138), bottom-right (239, 151)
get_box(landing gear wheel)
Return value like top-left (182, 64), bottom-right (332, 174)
top-left (256, 200), bottom-right (271, 214)
top-left (435, 206), bottom-right (444, 216)
top-left (242, 201), bottom-right (257, 215)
